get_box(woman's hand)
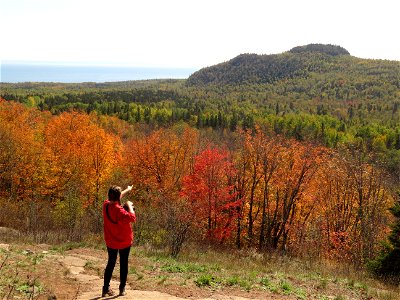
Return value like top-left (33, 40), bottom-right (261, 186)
top-left (121, 185), bottom-right (133, 198)
top-left (125, 201), bottom-right (135, 213)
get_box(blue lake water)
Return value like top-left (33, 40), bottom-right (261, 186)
top-left (1, 63), bottom-right (198, 83)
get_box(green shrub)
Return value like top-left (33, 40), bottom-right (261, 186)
top-left (225, 276), bottom-right (239, 286)
top-left (195, 274), bottom-right (218, 287)
top-left (280, 280), bottom-right (293, 294)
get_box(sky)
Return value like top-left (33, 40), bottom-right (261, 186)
top-left (1, 0), bottom-right (399, 68)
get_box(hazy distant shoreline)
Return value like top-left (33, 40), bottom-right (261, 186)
top-left (1, 63), bottom-right (197, 83)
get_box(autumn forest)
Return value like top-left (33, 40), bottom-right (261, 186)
top-left (1, 44), bottom-right (400, 275)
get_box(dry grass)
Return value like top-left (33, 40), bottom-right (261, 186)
top-left (1, 231), bottom-right (399, 300)
top-left (138, 244), bottom-right (400, 300)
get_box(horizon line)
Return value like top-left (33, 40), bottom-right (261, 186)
top-left (1, 60), bottom-right (200, 69)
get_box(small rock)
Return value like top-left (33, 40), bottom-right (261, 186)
top-left (23, 249), bottom-right (34, 255)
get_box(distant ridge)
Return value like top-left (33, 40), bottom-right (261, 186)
top-left (186, 43), bottom-right (398, 86)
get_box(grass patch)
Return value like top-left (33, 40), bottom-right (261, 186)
top-left (84, 260), bottom-right (96, 270)
top-left (294, 287), bottom-right (307, 300)
top-left (161, 261), bottom-right (207, 273)
top-left (318, 277), bottom-right (329, 289)
top-left (16, 279), bottom-right (44, 296)
top-left (260, 276), bottom-right (271, 287)
top-left (280, 280), bottom-right (293, 294)
top-left (238, 279), bottom-right (252, 291)
top-left (225, 276), bottom-right (239, 286)
top-left (129, 266), bottom-right (144, 280)
top-left (194, 274), bottom-right (221, 287)
top-left (84, 260), bottom-right (102, 276)
top-left (0, 248), bottom-right (46, 299)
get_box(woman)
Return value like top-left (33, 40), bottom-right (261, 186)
top-left (102, 185), bottom-right (136, 297)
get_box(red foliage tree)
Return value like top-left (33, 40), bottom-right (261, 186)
top-left (181, 147), bottom-right (240, 242)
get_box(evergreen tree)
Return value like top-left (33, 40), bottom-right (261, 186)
top-left (369, 199), bottom-right (400, 281)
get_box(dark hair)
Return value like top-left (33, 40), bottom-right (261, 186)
top-left (108, 185), bottom-right (122, 202)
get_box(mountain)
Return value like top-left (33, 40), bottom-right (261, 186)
top-left (288, 44), bottom-right (350, 56)
top-left (186, 44), bottom-right (399, 86)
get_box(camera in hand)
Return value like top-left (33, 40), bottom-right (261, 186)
top-left (123, 202), bottom-right (135, 212)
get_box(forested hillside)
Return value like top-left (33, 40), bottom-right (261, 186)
top-left (187, 44), bottom-right (399, 89)
top-left (1, 44), bottom-right (400, 275)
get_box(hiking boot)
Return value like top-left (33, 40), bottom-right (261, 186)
top-left (102, 287), bottom-right (115, 297)
top-left (119, 287), bottom-right (126, 296)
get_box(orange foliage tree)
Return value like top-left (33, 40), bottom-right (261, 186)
top-left (0, 100), bottom-right (50, 230)
top-left (42, 111), bottom-right (122, 234)
top-left (232, 128), bottom-right (327, 252)
top-left (318, 145), bottom-right (393, 264)
top-left (232, 128), bottom-right (283, 248)
top-left (124, 126), bottom-right (198, 196)
top-left (259, 139), bottom-right (326, 252)
top-left (123, 126), bottom-right (199, 256)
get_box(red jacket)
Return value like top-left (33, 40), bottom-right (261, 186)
top-left (103, 200), bottom-right (136, 249)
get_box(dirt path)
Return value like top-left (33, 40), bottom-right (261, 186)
top-left (59, 254), bottom-right (253, 300)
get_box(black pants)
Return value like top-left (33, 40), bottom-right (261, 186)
top-left (103, 246), bottom-right (131, 291)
